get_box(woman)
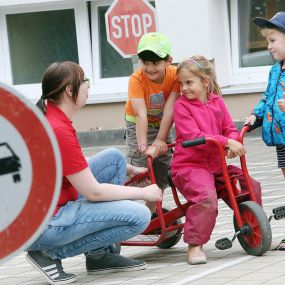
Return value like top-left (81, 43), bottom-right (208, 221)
top-left (26, 61), bottom-right (162, 285)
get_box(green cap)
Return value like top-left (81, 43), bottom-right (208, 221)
top-left (137, 32), bottom-right (171, 58)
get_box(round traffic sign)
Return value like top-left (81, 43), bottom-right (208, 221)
top-left (0, 83), bottom-right (61, 264)
top-left (105, 0), bottom-right (157, 58)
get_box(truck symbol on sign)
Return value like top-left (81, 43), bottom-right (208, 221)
top-left (0, 142), bottom-right (21, 183)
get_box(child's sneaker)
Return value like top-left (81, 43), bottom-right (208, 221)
top-left (26, 251), bottom-right (76, 285)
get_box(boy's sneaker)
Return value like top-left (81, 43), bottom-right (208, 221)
top-left (26, 251), bottom-right (76, 285)
top-left (86, 252), bottom-right (147, 274)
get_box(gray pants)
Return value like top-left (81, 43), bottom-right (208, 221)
top-left (125, 121), bottom-right (172, 190)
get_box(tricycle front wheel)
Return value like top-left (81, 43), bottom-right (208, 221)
top-left (233, 201), bottom-right (272, 256)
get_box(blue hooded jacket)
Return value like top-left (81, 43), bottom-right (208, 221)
top-left (253, 61), bottom-right (285, 146)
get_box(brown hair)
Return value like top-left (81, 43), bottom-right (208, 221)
top-left (177, 55), bottom-right (222, 96)
top-left (36, 61), bottom-right (85, 113)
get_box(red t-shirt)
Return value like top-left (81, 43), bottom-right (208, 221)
top-left (46, 102), bottom-right (88, 214)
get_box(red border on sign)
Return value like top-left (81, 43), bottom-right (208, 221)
top-left (0, 89), bottom-right (57, 258)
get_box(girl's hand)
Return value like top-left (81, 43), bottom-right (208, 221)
top-left (244, 114), bottom-right (257, 126)
top-left (226, 139), bottom-right (246, 157)
top-left (278, 92), bottom-right (285, 112)
top-left (226, 149), bottom-right (237, 159)
top-left (143, 184), bottom-right (163, 202)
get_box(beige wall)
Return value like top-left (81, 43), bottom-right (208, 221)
top-left (73, 102), bottom-right (126, 131)
top-left (222, 93), bottom-right (261, 122)
top-left (73, 93), bottom-right (262, 132)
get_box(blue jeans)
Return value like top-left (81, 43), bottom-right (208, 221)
top-left (27, 148), bottom-right (151, 260)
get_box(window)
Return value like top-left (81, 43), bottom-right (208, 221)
top-left (90, 0), bottom-right (156, 103)
top-left (7, 10), bottom-right (79, 85)
top-left (0, 0), bottom-right (155, 103)
top-left (230, 0), bottom-right (285, 85)
top-left (97, 5), bottom-right (133, 78)
top-left (0, 1), bottom-right (92, 100)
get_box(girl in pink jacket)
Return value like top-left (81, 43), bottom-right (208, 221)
top-left (171, 56), bottom-right (253, 265)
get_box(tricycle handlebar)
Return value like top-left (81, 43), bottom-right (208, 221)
top-left (182, 137), bottom-right (206, 148)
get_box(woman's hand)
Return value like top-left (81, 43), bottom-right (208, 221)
top-left (226, 139), bottom-right (246, 157)
top-left (143, 184), bottom-right (163, 202)
top-left (244, 114), bottom-right (257, 126)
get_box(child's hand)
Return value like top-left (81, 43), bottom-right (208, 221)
top-left (226, 149), bottom-right (237, 159)
top-left (143, 184), bottom-right (163, 202)
top-left (152, 139), bottom-right (168, 155)
top-left (226, 139), bottom-right (246, 157)
top-left (145, 145), bottom-right (158, 158)
top-left (244, 114), bottom-right (257, 126)
top-left (278, 92), bottom-right (285, 112)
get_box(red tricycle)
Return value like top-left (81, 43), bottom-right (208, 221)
top-left (123, 123), bottom-right (285, 256)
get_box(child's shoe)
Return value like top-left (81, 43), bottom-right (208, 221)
top-left (187, 245), bottom-right (207, 265)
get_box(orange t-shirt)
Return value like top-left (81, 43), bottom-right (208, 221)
top-left (125, 65), bottom-right (180, 123)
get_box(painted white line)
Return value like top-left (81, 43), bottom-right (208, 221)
top-left (0, 275), bottom-right (12, 280)
top-left (124, 277), bottom-right (161, 284)
top-left (263, 202), bottom-right (285, 206)
top-left (173, 255), bottom-right (254, 285)
top-left (262, 195), bottom-right (285, 199)
top-left (247, 162), bottom-right (274, 165)
top-left (250, 169), bottom-right (280, 174)
top-left (262, 188), bottom-right (282, 192)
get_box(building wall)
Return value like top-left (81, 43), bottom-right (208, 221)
top-left (72, 92), bottom-right (262, 131)
top-left (0, 0), bottom-right (276, 132)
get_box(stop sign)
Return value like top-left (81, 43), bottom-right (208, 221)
top-left (105, 0), bottom-right (157, 58)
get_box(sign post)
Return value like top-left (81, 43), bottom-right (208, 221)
top-left (105, 0), bottom-right (157, 58)
top-left (0, 83), bottom-right (61, 264)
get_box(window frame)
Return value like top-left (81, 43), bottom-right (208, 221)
top-left (90, 0), bottom-right (131, 104)
top-left (229, 0), bottom-right (272, 86)
top-left (0, 1), bottom-right (92, 101)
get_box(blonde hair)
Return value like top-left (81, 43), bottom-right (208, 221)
top-left (177, 55), bottom-right (222, 96)
top-left (260, 27), bottom-right (285, 37)
top-left (261, 27), bottom-right (275, 37)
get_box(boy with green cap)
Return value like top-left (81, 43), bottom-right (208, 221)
top-left (125, 32), bottom-right (180, 212)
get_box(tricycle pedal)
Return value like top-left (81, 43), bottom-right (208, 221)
top-left (272, 206), bottom-right (285, 220)
top-left (215, 238), bottom-right (232, 250)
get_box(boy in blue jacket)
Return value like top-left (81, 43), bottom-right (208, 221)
top-left (245, 11), bottom-right (285, 250)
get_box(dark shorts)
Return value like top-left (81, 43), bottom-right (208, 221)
top-left (276, 145), bottom-right (285, 168)
top-left (125, 120), bottom-right (172, 190)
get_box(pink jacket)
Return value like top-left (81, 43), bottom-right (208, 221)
top-left (171, 93), bottom-right (239, 174)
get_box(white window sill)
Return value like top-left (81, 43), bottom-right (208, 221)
top-left (86, 92), bottom-right (127, 104)
top-left (29, 83), bottom-right (268, 105)
top-left (221, 82), bottom-right (267, 95)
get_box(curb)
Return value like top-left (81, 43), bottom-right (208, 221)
top-left (77, 122), bottom-right (262, 147)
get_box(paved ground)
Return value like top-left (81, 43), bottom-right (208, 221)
top-left (1, 137), bottom-right (285, 285)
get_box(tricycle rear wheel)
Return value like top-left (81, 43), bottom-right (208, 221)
top-left (151, 208), bottom-right (183, 249)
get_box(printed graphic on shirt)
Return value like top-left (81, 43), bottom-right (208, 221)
top-left (275, 124), bottom-right (281, 133)
top-left (147, 92), bottom-right (164, 119)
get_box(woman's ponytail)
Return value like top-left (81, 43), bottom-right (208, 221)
top-left (36, 97), bottom-right (47, 114)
